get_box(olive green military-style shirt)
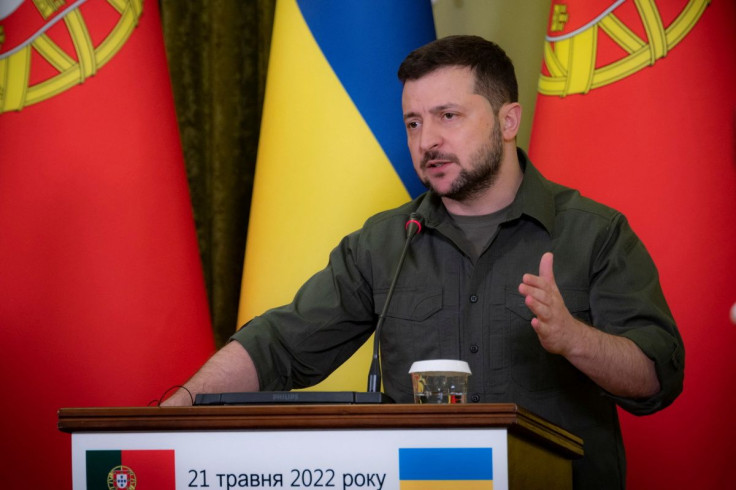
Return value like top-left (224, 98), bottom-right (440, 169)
top-left (234, 149), bottom-right (684, 489)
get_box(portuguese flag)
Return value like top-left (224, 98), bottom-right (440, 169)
top-left (0, 0), bottom-right (213, 488)
top-left (529, 0), bottom-right (735, 487)
top-left (86, 450), bottom-right (175, 489)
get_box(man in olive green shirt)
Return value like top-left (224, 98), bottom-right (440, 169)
top-left (164, 36), bottom-right (684, 489)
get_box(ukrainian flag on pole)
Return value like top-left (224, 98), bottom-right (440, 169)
top-left (237, 0), bottom-right (435, 390)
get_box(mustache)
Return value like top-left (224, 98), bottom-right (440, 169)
top-left (421, 150), bottom-right (459, 169)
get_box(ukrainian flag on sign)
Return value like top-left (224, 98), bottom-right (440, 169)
top-left (399, 448), bottom-right (494, 489)
top-left (237, 1), bottom-right (435, 390)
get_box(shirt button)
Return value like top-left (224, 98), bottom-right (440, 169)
top-left (470, 344), bottom-right (479, 353)
top-left (471, 394), bottom-right (481, 403)
top-left (469, 295), bottom-right (478, 303)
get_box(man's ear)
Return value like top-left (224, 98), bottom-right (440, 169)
top-left (499, 102), bottom-right (522, 140)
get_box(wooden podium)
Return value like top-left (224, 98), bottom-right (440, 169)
top-left (59, 403), bottom-right (582, 489)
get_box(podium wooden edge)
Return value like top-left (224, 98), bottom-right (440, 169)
top-left (58, 403), bottom-right (582, 459)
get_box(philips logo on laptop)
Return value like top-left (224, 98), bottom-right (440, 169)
top-left (272, 393), bottom-right (300, 401)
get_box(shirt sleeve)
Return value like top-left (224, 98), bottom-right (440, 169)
top-left (590, 214), bottom-right (685, 415)
top-left (230, 231), bottom-right (376, 391)
top-left (616, 325), bottom-right (685, 414)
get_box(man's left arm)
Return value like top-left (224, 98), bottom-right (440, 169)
top-left (519, 252), bottom-right (660, 398)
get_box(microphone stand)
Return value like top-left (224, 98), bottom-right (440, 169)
top-left (366, 213), bottom-right (422, 394)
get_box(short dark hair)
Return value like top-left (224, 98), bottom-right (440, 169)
top-left (398, 35), bottom-right (518, 115)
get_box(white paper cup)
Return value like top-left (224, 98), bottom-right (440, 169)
top-left (409, 360), bottom-right (471, 404)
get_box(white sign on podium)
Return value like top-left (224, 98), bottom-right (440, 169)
top-left (73, 428), bottom-right (510, 489)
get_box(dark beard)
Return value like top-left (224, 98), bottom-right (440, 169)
top-left (421, 122), bottom-right (504, 201)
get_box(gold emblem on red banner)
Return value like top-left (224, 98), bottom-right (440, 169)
top-left (550, 4), bottom-right (569, 32)
top-left (33, 0), bottom-right (65, 19)
top-left (0, 0), bottom-right (143, 113)
top-left (539, 0), bottom-right (710, 96)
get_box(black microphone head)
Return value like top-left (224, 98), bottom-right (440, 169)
top-left (405, 213), bottom-right (423, 239)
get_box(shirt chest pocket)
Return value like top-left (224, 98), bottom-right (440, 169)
top-left (506, 288), bottom-right (591, 392)
top-left (373, 286), bottom-right (444, 323)
top-left (373, 287), bottom-right (447, 387)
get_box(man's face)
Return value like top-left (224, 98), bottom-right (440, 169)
top-left (402, 66), bottom-right (503, 202)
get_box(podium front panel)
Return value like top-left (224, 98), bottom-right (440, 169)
top-left (73, 428), bottom-right (509, 489)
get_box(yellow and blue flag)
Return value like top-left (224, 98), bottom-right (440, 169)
top-left (399, 448), bottom-right (494, 489)
top-left (237, 0), bottom-right (435, 390)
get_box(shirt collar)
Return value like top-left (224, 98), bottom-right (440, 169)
top-left (507, 148), bottom-right (556, 235)
top-left (416, 148), bottom-right (556, 235)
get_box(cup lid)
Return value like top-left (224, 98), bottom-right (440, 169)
top-left (408, 359), bottom-right (471, 374)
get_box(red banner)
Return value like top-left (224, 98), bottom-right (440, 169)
top-left (530, 0), bottom-right (735, 486)
top-left (0, 1), bottom-right (214, 487)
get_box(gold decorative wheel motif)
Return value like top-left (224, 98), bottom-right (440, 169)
top-left (0, 0), bottom-right (143, 113)
top-left (539, 0), bottom-right (710, 96)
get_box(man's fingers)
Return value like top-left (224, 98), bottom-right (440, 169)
top-left (521, 252), bottom-right (555, 289)
top-left (521, 283), bottom-right (547, 305)
top-left (523, 288), bottom-right (551, 319)
top-left (539, 252), bottom-right (554, 282)
top-left (520, 253), bottom-right (557, 322)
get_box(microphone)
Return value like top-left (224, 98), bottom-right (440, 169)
top-left (193, 213), bottom-right (424, 407)
top-left (366, 212), bottom-right (423, 394)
